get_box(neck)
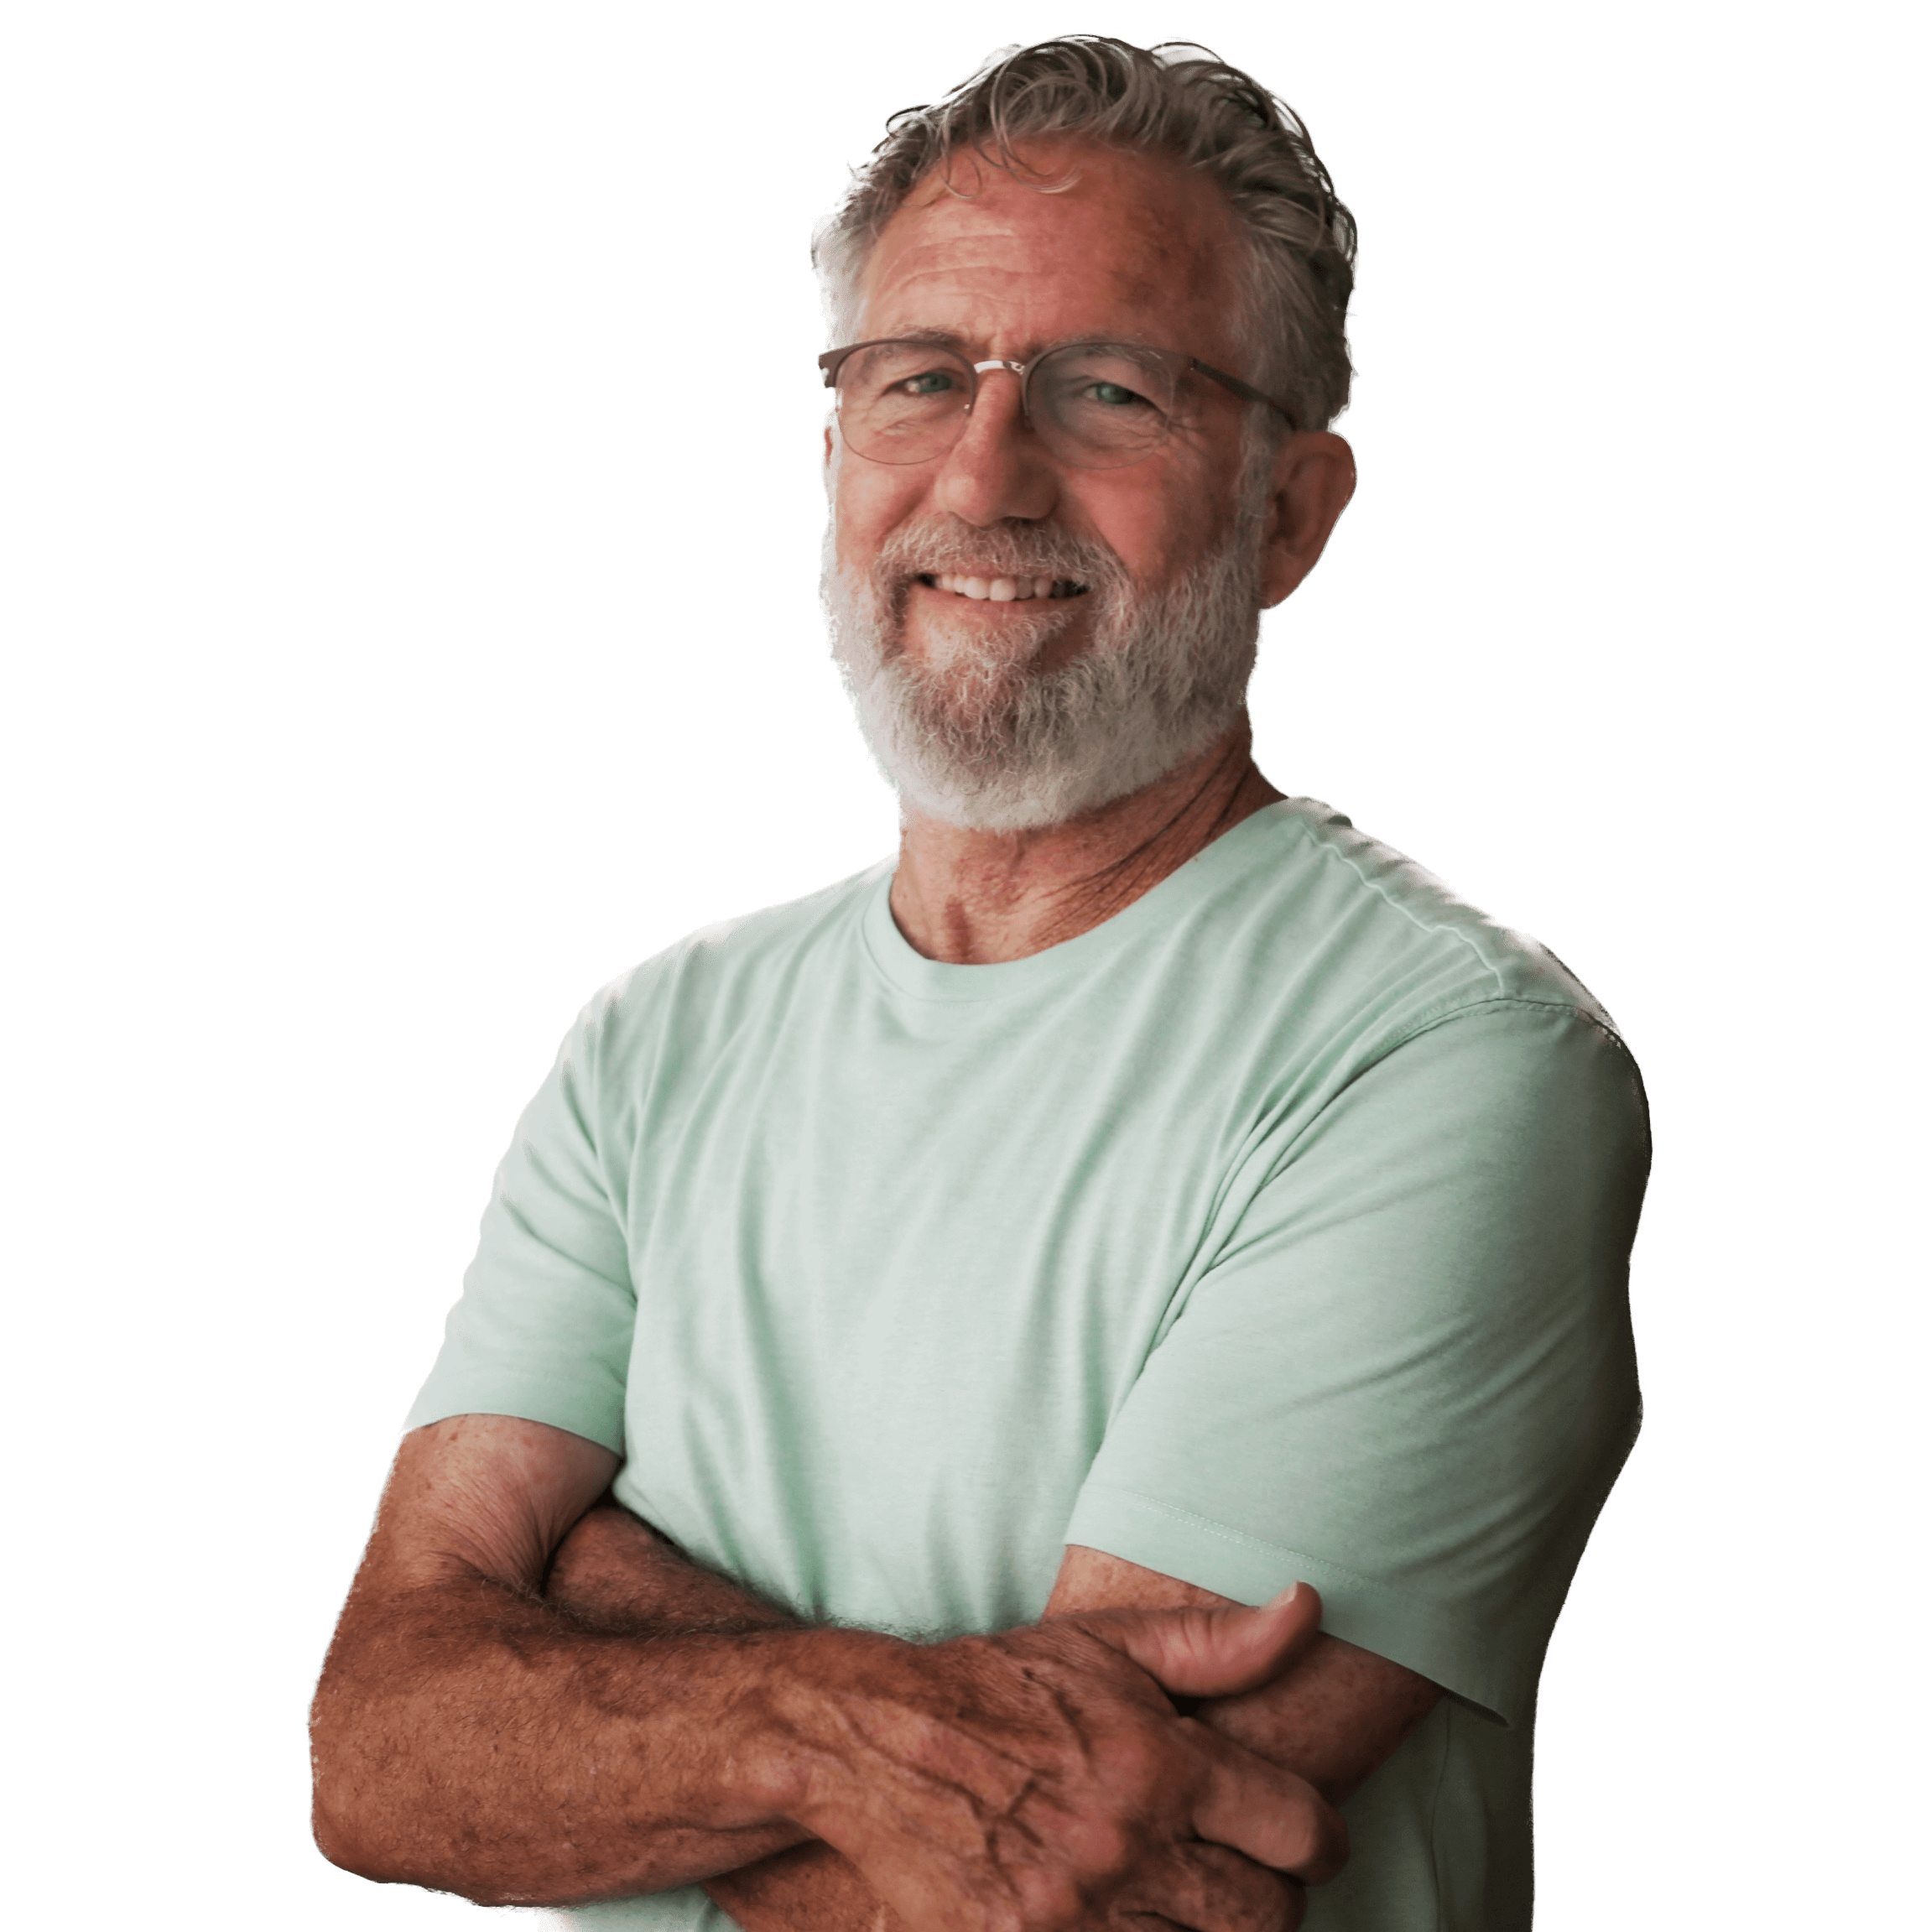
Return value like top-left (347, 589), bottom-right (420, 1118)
top-left (887, 716), bottom-right (1284, 965)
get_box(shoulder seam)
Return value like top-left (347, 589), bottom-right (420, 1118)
top-left (1286, 810), bottom-right (1511, 1000)
top-left (1367, 994), bottom-right (1634, 1074)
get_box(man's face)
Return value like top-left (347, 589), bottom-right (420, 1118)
top-left (824, 138), bottom-right (1277, 831)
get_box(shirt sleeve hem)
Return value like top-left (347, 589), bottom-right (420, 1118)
top-left (403, 1370), bottom-right (627, 1457)
top-left (1062, 1482), bottom-right (1531, 1727)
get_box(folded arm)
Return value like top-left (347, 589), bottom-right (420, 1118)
top-left (311, 1414), bottom-right (1344, 1924)
top-left (544, 1501), bottom-right (1440, 1932)
top-left (309, 1414), bottom-right (822, 1906)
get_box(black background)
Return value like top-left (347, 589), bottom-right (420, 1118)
top-left (264, 11), bottom-right (1715, 1916)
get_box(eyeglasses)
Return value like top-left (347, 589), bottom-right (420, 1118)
top-left (818, 338), bottom-right (1298, 471)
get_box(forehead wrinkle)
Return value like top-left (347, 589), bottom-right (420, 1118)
top-left (861, 245), bottom-right (1219, 362)
top-left (880, 197), bottom-right (1210, 300)
top-left (858, 143), bottom-right (1246, 364)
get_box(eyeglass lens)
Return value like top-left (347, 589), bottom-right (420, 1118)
top-left (833, 342), bottom-right (1184, 470)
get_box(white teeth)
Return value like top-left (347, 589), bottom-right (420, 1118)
top-left (928, 570), bottom-right (1083, 602)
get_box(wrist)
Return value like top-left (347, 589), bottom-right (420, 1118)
top-left (726, 1625), bottom-right (914, 1830)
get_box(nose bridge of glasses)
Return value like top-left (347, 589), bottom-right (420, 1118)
top-left (959, 357), bottom-right (1035, 434)
top-left (970, 358), bottom-right (1029, 409)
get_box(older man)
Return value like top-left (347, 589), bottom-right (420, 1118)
top-left (312, 39), bottom-right (1647, 1932)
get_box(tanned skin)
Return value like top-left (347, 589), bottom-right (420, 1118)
top-left (311, 1415), bottom-right (1437, 1925)
top-left (837, 142), bottom-right (1354, 969)
top-left (311, 138), bottom-right (1414, 1931)
top-left (311, 1414), bottom-right (1388, 1925)
top-left (554, 1502), bottom-right (1442, 1932)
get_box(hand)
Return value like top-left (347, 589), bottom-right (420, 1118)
top-left (764, 1586), bottom-right (1345, 1932)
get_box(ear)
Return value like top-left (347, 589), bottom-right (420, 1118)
top-left (1258, 432), bottom-right (1356, 608)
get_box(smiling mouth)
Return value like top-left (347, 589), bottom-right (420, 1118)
top-left (918, 571), bottom-right (1089, 603)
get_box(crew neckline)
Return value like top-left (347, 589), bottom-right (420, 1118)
top-left (859, 799), bottom-right (1307, 1003)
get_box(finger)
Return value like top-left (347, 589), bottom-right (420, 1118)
top-left (1126, 1841), bottom-right (1306, 1932)
top-left (1082, 1584), bottom-right (1324, 1700)
top-left (1190, 1737), bottom-right (1348, 1886)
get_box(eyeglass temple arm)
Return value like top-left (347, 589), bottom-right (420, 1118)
top-left (1190, 360), bottom-right (1299, 432)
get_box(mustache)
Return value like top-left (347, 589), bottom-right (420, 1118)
top-left (867, 517), bottom-right (1129, 592)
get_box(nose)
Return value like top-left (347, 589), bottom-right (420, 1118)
top-left (928, 363), bottom-right (1059, 528)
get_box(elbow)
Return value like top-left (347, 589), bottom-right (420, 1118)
top-left (310, 1786), bottom-right (513, 1907)
top-left (309, 1689), bottom-right (398, 1888)
top-left (309, 1752), bottom-right (419, 1893)
top-left (310, 1790), bottom-right (383, 1886)
top-left (309, 1652), bottom-right (458, 1893)
top-left (309, 1737), bottom-right (569, 1909)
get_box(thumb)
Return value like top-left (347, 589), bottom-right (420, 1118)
top-left (1079, 1582), bottom-right (1324, 1700)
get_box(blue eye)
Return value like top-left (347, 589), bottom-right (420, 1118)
top-left (1089, 381), bottom-right (1142, 407)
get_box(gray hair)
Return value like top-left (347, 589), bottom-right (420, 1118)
top-left (814, 37), bottom-right (1357, 431)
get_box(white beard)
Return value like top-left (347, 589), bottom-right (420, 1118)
top-left (823, 497), bottom-right (1267, 834)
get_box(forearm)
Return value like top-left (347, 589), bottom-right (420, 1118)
top-left (544, 1498), bottom-right (802, 1638)
top-left (542, 1505), bottom-right (885, 1930)
top-left (549, 1493), bottom-right (861, 1922)
top-left (311, 1539), bottom-right (840, 1908)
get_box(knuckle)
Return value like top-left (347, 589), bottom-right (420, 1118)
top-left (1273, 1781), bottom-right (1343, 1874)
top-left (1277, 1807), bottom-right (1319, 1870)
top-left (1060, 1810), bottom-right (1134, 1885)
top-left (1022, 1870), bottom-right (1089, 1932)
top-left (1159, 1844), bottom-right (1288, 1932)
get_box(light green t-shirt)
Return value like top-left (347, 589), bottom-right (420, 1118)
top-left (409, 798), bottom-right (1648, 1931)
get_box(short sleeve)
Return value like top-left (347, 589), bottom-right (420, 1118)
top-left (1064, 1001), bottom-right (1648, 1726)
top-left (405, 1011), bottom-right (637, 1454)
